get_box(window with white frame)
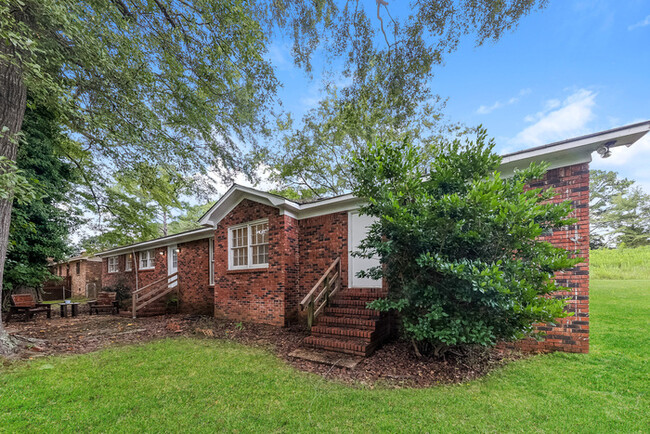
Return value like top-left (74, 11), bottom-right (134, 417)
top-left (209, 238), bottom-right (215, 285)
top-left (125, 253), bottom-right (133, 271)
top-left (228, 220), bottom-right (269, 270)
top-left (139, 249), bottom-right (155, 270)
top-left (108, 256), bottom-right (119, 273)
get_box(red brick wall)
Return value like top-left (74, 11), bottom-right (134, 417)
top-left (511, 162), bottom-right (590, 354)
top-left (177, 238), bottom-right (213, 315)
top-left (101, 248), bottom-right (167, 291)
top-left (213, 200), bottom-right (293, 326)
top-left (212, 201), bottom-right (351, 326)
top-left (101, 242), bottom-right (213, 314)
top-left (294, 212), bottom-right (349, 317)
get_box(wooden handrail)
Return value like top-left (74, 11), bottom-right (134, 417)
top-left (300, 257), bottom-right (341, 327)
top-left (300, 257), bottom-right (340, 308)
top-left (131, 272), bottom-right (179, 318)
top-left (133, 272), bottom-right (178, 295)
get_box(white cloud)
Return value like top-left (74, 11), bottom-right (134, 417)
top-left (477, 101), bottom-right (503, 115)
top-left (511, 89), bottom-right (597, 146)
top-left (628, 15), bottom-right (650, 31)
top-left (476, 88), bottom-right (532, 115)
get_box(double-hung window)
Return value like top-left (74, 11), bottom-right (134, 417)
top-left (228, 220), bottom-right (269, 270)
top-left (108, 256), bottom-right (119, 273)
top-left (125, 253), bottom-right (133, 271)
top-left (209, 238), bottom-right (215, 285)
top-left (139, 249), bottom-right (155, 270)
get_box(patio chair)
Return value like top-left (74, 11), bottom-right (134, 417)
top-left (87, 291), bottom-right (120, 315)
top-left (5, 294), bottom-right (52, 323)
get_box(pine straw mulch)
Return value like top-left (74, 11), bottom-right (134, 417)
top-left (3, 314), bottom-right (523, 388)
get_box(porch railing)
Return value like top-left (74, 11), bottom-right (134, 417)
top-left (300, 257), bottom-right (341, 327)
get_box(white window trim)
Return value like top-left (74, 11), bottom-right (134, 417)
top-left (228, 219), bottom-right (269, 270)
top-left (209, 237), bottom-right (215, 285)
top-left (107, 256), bottom-right (119, 274)
top-left (125, 253), bottom-right (133, 271)
top-left (139, 249), bottom-right (156, 270)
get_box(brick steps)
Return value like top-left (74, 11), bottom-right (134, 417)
top-left (337, 288), bottom-right (388, 298)
top-left (317, 315), bottom-right (378, 330)
top-left (324, 307), bottom-right (381, 318)
top-left (303, 287), bottom-right (391, 358)
top-left (312, 325), bottom-right (375, 341)
top-left (303, 335), bottom-right (377, 357)
top-left (329, 298), bottom-right (375, 308)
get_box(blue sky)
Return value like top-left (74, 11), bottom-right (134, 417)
top-left (266, 0), bottom-right (650, 191)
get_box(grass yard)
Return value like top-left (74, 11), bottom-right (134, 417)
top-left (591, 245), bottom-right (650, 280)
top-left (1, 279), bottom-right (647, 432)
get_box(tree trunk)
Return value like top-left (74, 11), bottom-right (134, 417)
top-left (0, 38), bottom-right (27, 356)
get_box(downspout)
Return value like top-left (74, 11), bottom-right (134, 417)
top-left (132, 249), bottom-right (138, 319)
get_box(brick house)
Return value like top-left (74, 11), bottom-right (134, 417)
top-left (49, 255), bottom-right (103, 299)
top-left (98, 122), bottom-right (650, 356)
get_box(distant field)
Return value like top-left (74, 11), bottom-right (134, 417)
top-left (590, 246), bottom-right (650, 280)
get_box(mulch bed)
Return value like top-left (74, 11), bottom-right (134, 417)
top-left (3, 314), bottom-right (521, 388)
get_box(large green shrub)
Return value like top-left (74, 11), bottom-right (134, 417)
top-left (351, 130), bottom-right (582, 356)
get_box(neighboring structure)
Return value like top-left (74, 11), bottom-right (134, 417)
top-left (49, 254), bottom-right (103, 299)
top-left (98, 121), bottom-right (650, 356)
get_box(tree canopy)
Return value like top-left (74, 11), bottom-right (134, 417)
top-left (0, 0), bottom-right (549, 352)
top-left (3, 103), bottom-right (80, 293)
top-left (590, 169), bottom-right (650, 248)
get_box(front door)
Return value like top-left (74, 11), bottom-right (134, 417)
top-left (168, 245), bottom-right (178, 287)
top-left (348, 212), bottom-right (382, 288)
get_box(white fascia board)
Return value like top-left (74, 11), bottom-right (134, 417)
top-left (198, 184), bottom-right (301, 226)
top-left (97, 227), bottom-right (214, 258)
top-left (499, 121), bottom-right (650, 175)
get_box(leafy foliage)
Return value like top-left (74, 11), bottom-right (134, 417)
top-left (268, 0), bottom-right (547, 196)
top-left (3, 104), bottom-right (80, 292)
top-left (590, 170), bottom-right (650, 248)
top-left (351, 130), bottom-right (581, 355)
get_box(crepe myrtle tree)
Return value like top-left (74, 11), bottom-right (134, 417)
top-left (351, 129), bottom-right (582, 357)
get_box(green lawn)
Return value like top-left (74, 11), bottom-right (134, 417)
top-left (1, 280), bottom-right (648, 432)
top-left (591, 245), bottom-right (650, 280)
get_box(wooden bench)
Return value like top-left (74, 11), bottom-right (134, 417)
top-left (4, 294), bottom-right (52, 323)
top-left (88, 292), bottom-right (119, 315)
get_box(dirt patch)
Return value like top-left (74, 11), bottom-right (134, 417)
top-left (4, 315), bottom-right (520, 387)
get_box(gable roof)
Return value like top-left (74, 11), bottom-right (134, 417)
top-left (97, 226), bottom-right (214, 257)
top-left (197, 184), bottom-right (358, 226)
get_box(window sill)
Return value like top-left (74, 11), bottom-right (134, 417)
top-left (138, 268), bottom-right (155, 272)
top-left (226, 267), bottom-right (269, 275)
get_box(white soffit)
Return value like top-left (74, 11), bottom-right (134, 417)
top-left (499, 120), bottom-right (650, 176)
